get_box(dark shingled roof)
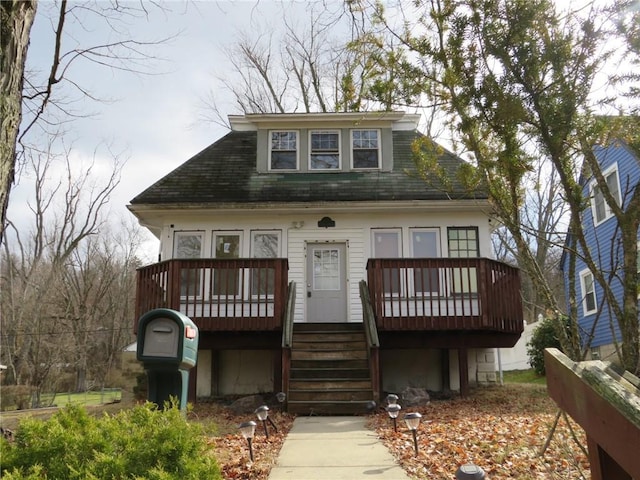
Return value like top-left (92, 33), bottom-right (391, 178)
top-left (130, 129), bottom-right (487, 205)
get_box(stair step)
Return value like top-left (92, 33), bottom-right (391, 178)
top-left (294, 323), bottom-right (364, 332)
top-left (291, 349), bottom-right (368, 361)
top-left (292, 340), bottom-right (367, 350)
top-left (288, 389), bottom-right (373, 402)
top-left (290, 379), bottom-right (372, 390)
top-left (292, 333), bottom-right (366, 343)
top-left (291, 358), bottom-right (369, 369)
top-left (287, 400), bottom-right (375, 416)
top-left (290, 368), bottom-right (370, 379)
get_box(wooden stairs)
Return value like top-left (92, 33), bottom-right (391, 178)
top-left (287, 323), bottom-right (375, 415)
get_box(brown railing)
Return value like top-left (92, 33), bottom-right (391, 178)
top-left (135, 258), bottom-right (289, 331)
top-left (359, 280), bottom-right (380, 402)
top-left (366, 257), bottom-right (522, 333)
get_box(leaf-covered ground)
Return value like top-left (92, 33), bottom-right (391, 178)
top-left (193, 385), bottom-right (590, 480)
top-left (368, 385), bottom-right (590, 479)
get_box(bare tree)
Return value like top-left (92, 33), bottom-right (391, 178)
top-left (200, 1), bottom-right (385, 126)
top-left (0, 1), bottom-right (38, 244)
top-left (1, 0), bottom-right (171, 243)
top-left (0, 141), bottom-right (128, 404)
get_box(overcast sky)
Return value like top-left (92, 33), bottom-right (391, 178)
top-left (9, 1), bottom-right (322, 259)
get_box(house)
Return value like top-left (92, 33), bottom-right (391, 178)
top-left (128, 111), bottom-right (523, 414)
top-left (560, 138), bottom-right (640, 363)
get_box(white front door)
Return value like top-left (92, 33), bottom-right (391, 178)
top-left (306, 242), bottom-right (348, 322)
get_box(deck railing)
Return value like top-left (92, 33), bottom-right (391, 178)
top-left (366, 257), bottom-right (522, 333)
top-left (135, 258), bottom-right (289, 331)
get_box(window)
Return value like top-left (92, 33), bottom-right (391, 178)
top-left (270, 131), bottom-right (298, 170)
top-left (448, 227), bottom-right (479, 294)
top-left (590, 164), bottom-right (621, 225)
top-left (251, 231), bottom-right (281, 295)
top-left (372, 229), bottom-right (402, 294)
top-left (174, 232), bottom-right (203, 297)
top-left (411, 229), bottom-right (440, 294)
top-left (580, 269), bottom-right (597, 315)
top-left (352, 129), bottom-right (380, 169)
top-left (310, 130), bottom-right (340, 170)
top-left (212, 232), bottom-right (242, 296)
top-left (590, 346), bottom-right (601, 360)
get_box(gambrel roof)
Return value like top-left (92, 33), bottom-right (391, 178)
top-left (130, 129), bottom-right (486, 207)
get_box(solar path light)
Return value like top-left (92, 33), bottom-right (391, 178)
top-left (238, 421), bottom-right (257, 462)
top-left (386, 393), bottom-right (399, 406)
top-left (255, 405), bottom-right (278, 438)
top-left (385, 404), bottom-right (402, 432)
top-left (455, 463), bottom-right (486, 479)
top-left (403, 412), bottom-right (422, 456)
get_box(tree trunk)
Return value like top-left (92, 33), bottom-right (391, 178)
top-left (0, 0), bottom-right (37, 242)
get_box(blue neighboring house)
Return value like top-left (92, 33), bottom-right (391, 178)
top-left (560, 138), bottom-right (640, 361)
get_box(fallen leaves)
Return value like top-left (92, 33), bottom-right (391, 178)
top-left (368, 385), bottom-right (590, 479)
top-left (190, 403), bottom-right (294, 480)
top-left (192, 385), bottom-right (589, 480)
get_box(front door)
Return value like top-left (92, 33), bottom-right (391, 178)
top-left (306, 242), bottom-right (348, 322)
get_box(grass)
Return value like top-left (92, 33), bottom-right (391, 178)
top-left (502, 368), bottom-right (547, 385)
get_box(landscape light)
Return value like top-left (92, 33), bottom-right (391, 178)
top-left (386, 393), bottom-right (399, 406)
top-left (403, 412), bottom-right (422, 456)
top-left (255, 405), bottom-right (278, 437)
top-left (238, 421), bottom-right (257, 462)
top-left (386, 404), bottom-right (402, 432)
top-left (455, 463), bottom-right (486, 479)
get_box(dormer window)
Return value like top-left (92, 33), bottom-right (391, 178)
top-left (270, 131), bottom-right (298, 170)
top-left (352, 129), bottom-right (380, 169)
top-left (310, 130), bottom-right (340, 170)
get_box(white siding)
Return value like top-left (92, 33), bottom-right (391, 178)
top-left (157, 208), bottom-right (491, 323)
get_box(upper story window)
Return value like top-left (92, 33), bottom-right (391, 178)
top-left (590, 164), bottom-right (621, 226)
top-left (352, 129), bottom-right (380, 169)
top-left (580, 269), bottom-right (597, 315)
top-left (270, 131), bottom-right (298, 170)
top-left (310, 130), bottom-right (340, 170)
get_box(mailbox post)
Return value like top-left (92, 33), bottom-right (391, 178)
top-left (136, 309), bottom-right (199, 411)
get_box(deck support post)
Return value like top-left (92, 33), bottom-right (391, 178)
top-left (458, 348), bottom-right (469, 397)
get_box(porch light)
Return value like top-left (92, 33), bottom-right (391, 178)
top-left (238, 421), bottom-right (257, 462)
top-left (385, 404), bottom-right (402, 432)
top-left (455, 463), bottom-right (486, 479)
top-left (403, 412), bottom-right (422, 456)
top-left (386, 393), bottom-right (399, 406)
top-left (255, 405), bottom-right (278, 438)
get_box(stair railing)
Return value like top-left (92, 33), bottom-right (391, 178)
top-left (359, 280), bottom-right (380, 402)
top-left (281, 281), bottom-right (296, 407)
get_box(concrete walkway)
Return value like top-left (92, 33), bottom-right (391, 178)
top-left (268, 416), bottom-right (411, 480)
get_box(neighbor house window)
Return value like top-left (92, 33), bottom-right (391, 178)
top-left (212, 231), bottom-right (242, 296)
top-left (174, 231), bottom-right (203, 297)
top-left (270, 131), bottom-right (298, 170)
top-left (590, 164), bottom-right (621, 225)
top-left (352, 129), bottom-right (380, 169)
top-left (448, 227), bottom-right (479, 294)
top-left (580, 269), bottom-right (597, 315)
top-left (251, 231), bottom-right (281, 295)
top-left (310, 130), bottom-right (340, 170)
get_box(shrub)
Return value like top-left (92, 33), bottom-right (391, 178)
top-left (0, 403), bottom-right (222, 480)
top-left (526, 317), bottom-right (565, 375)
top-left (0, 385), bottom-right (34, 411)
